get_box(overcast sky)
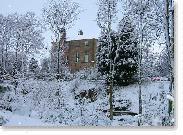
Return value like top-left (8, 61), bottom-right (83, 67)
top-left (0, 0), bottom-right (100, 39)
top-left (0, 0), bottom-right (102, 59)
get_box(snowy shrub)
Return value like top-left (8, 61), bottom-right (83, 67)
top-left (74, 68), bottom-right (102, 81)
top-left (0, 78), bottom-right (108, 126)
top-left (161, 113), bottom-right (175, 126)
top-left (159, 82), bottom-right (164, 89)
top-left (114, 99), bottom-right (132, 111)
top-left (0, 77), bottom-right (173, 126)
top-left (140, 83), bottom-right (170, 126)
top-left (0, 91), bottom-right (14, 112)
top-left (0, 115), bottom-right (8, 126)
top-left (0, 85), bottom-right (8, 93)
top-left (11, 80), bottom-right (108, 126)
top-left (29, 58), bottom-right (40, 74)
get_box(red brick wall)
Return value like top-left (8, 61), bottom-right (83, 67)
top-left (65, 38), bottom-right (97, 73)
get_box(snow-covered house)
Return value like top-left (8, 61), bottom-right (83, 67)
top-left (51, 31), bottom-right (98, 73)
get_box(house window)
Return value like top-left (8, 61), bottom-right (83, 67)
top-left (84, 52), bottom-right (89, 63)
top-left (84, 41), bottom-right (89, 46)
top-left (75, 52), bottom-right (80, 63)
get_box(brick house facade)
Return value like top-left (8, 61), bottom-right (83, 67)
top-left (65, 38), bottom-right (97, 73)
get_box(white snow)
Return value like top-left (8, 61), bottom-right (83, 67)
top-left (0, 110), bottom-right (52, 127)
top-left (67, 35), bottom-right (97, 41)
top-left (0, 79), bottom-right (173, 126)
top-left (167, 94), bottom-right (174, 101)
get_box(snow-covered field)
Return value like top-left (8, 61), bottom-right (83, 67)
top-left (112, 81), bottom-right (172, 126)
top-left (0, 79), bottom-right (174, 127)
top-left (0, 110), bottom-right (52, 127)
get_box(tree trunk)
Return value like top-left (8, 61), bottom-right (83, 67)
top-left (4, 43), bottom-right (8, 74)
top-left (109, 79), bottom-right (113, 120)
top-left (21, 45), bottom-right (25, 78)
top-left (14, 45), bottom-right (18, 76)
top-left (164, 0), bottom-right (174, 115)
top-left (138, 0), bottom-right (143, 126)
top-left (57, 39), bottom-right (60, 77)
top-left (107, 2), bottom-right (114, 121)
top-left (14, 35), bottom-right (20, 76)
top-left (1, 47), bottom-right (4, 75)
top-left (57, 30), bottom-right (66, 79)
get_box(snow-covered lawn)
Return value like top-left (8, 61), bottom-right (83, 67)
top-left (0, 110), bottom-right (52, 127)
top-left (112, 81), bottom-right (171, 126)
top-left (0, 79), bottom-right (173, 127)
top-left (114, 81), bottom-right (170, 113)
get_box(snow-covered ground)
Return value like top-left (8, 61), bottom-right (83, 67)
top-left (0, 110), bottom-right (52, 127)
top-left (112, 81), bottom-right (171, 126)
top-left (0, 79), bottom-right (174, 127)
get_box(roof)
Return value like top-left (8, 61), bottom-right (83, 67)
top-left (66, 34), bottom-right (98, 41)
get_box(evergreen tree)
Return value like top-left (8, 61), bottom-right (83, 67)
top-left (29, 58), bottom-right (39, 74)
top-left (97, 17), bottom-right (138, 86)
top-left (41, 58), bottom-right (50, 73)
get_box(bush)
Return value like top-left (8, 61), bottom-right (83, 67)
top-left (0, 115), bottom-right (8, 126)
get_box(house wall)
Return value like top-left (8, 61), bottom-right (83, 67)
top-left (65, 38), bottom-right (97, 73)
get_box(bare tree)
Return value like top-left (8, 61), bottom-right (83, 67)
top-left (0, 14), bottom-right (5, 75)
top-left (123, 0), bottom-right (174, 125)
top-left (12, 12), bottom-right (44, 77)
top-left (97, 0), bottom-right (118, 120)
top-left (124, 0), bottom-right (166, 126)
top-left (43, 0), bottom-right (81, 78)
top-left (163, 0), bottom-right (174, 116)
top-left (0, 14), bottom-right (14, 75)
top-left (0, 12), bottom-right (44, 78)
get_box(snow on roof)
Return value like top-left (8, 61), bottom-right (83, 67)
top-left (67, 35), bottom-right (98, 41)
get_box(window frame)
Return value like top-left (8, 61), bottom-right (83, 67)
top-left (84, 40), bottom-right (89, 46)
top-left (75, 52), bottom-right (80, 63)
top-left (84, 51), bottom-right (89, 63)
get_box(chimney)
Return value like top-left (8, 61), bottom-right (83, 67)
top-left (78, 30), bottom-right (83, 35)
